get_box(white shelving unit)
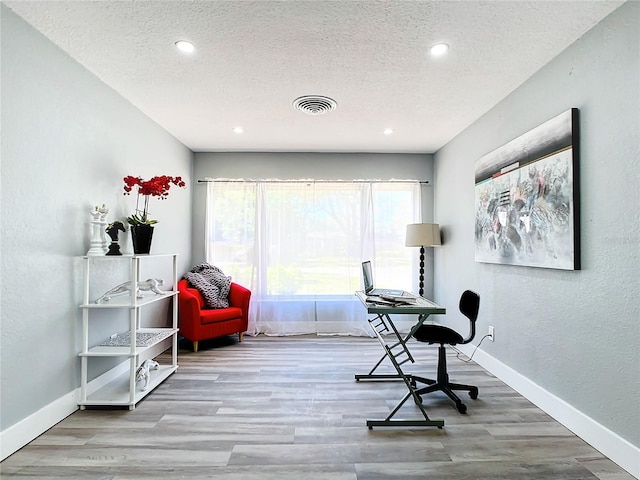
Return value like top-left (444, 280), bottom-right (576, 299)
top-left (78, 253), bottom-right (179, 410)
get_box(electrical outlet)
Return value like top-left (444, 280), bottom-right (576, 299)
top-left (488, 326), bottom-right (495, 342)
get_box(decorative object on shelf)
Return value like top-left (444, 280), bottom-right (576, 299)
top-left (130, 224), bottom-right (154, 255)
top-left (105, 221), bottom-right (125, 256)
top-left (94, 278), bottom-right (166, 304)
top-left (135, 359), bottom-right (160, 391)
top-left (405, 223), bottom-right (441, 297)
top-left (98, 204), bottom-right (109, 253)
top-left (123, 175), bottom-right (186, 254)
top-left (86, 204), bottom-right (110, 256)
top-left (99, 330), bottom-right (174, 347)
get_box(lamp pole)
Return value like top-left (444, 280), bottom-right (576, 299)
top-left (418, 245), bottom-right (425, 297)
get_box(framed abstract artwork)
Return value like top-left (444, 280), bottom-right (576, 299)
top-left (474, 108), bottom-right (580, 270)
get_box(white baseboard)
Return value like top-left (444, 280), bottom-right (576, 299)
top-left (0, 390), bottom-right (78, 461)
top-left (0, 361), bottom-right (129, 462)
top-left (457, 344), bottom-right (639, 479)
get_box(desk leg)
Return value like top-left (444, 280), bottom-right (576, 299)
top-left (355, 313), bottom-right (420, 382)
top-left (366, 390), bottom-right (445, 428)
top-left (354, 356), bottom-right (402, 382)
top-left (365, 343), bottom-right (444, 429)
top-left (360, 315), bottom-right (444, 428)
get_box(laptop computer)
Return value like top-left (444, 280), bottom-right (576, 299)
top-left (361, 261), bottom-right (404, 296)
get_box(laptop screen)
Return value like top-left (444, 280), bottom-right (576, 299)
top-left (362, 261), bottom-right (374, 293)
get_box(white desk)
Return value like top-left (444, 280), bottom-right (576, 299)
top-left (355, 290), bottom-right (446, 429)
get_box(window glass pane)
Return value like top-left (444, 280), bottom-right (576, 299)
top-left (206, 183), bottom-right (255, 284)
top-left (372, 184), bottom-right (418, 290)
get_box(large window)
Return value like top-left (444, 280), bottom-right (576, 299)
top-left (205, 180), bottom-right (421, 335)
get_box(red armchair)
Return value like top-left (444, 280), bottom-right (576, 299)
top-left (177, 279), bottom-right (251, 352)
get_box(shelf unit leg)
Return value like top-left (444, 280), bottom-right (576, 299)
top-left (80, 356), bottom-right (88, 405)
top-left (172, 254), bottom-right (178, 368)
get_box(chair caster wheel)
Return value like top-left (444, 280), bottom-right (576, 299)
top-left (456, 402), bottom-right (467, 414)
top-left (469, 388), bottom-right (478, 400)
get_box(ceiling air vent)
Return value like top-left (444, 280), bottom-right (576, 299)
top-left (293, 95), bottom-right (337, 115)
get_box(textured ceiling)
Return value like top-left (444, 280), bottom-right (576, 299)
top-left (4, 0), bottom-right (624, 153)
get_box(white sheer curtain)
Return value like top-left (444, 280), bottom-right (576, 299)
top-left (205, 180), bottom-right (421, 336)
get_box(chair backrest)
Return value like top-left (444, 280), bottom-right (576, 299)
top-left (459, 290), bottom-right (480, 344)
top-left (178, 279), bottom-right (206, 309)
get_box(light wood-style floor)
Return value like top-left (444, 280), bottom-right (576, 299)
top-left (1, 335), bottom-right (633, 479)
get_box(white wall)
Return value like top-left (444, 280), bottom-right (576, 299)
top-left (434, 0), bottom-right (638, 454)
top-left (0, 4), bottom-right (193, 450)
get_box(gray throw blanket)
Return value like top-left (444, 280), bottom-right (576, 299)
top-left (183, 263), bottom-right (231, 309)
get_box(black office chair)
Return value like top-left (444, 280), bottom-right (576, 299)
top-left (411, 290), bottom-right (480, 414)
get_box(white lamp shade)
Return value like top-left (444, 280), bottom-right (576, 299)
top-left (405, 223), bottom-right (441, 247)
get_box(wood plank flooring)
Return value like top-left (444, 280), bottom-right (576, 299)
top-left (1, 335), bottom-right (633, 479)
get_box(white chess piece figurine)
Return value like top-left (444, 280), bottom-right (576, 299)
top-left (87, 205), bottom-right (106, 256)
top-left (135, 359), bottom-right (160, 391)
top-left (98, 204), bottom-right (109, 254)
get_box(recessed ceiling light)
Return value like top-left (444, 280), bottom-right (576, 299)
top-left (175, 40), bottom-right (195, 53)
top-left (233, 126), bottom-right (244, 134)
top-left (430, 43), bottom-right (449, 56)
top-left (383, 128), bottom-right (394, 136)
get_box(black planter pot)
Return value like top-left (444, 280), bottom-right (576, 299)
top-left (131, 225), bottom-right (154, 254)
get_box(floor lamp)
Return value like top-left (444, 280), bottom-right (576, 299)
top-left (405, 223), bottom-right (441, 297)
